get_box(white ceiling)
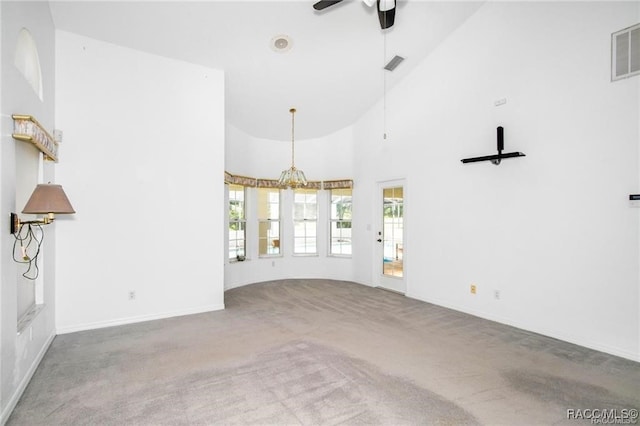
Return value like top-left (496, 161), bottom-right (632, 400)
top-left (49, 0), bottom-right (485, 140)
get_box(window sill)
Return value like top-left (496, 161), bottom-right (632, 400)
top-left (17, 304), bottom-right (45, 335)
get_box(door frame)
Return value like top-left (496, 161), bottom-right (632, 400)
top-left (373, 178), bottom-right (407, 294)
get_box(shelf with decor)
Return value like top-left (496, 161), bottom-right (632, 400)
top-left (12, 114), bottom-right (59, 162)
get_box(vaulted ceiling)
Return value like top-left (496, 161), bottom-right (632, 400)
top-left (49, 1), bottom-right (484, 140)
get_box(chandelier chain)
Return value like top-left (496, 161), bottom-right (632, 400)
top-left (291, 108), bottom-right (295, 168)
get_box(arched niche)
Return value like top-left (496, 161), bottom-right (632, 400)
top-left (14, 28), bottom-right (43, 101)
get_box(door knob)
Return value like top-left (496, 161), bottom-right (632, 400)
top-left (377, 239), bottom-right (382, 242)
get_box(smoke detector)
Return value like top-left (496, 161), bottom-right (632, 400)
top-left (271, 35), bottom-right (293, 53)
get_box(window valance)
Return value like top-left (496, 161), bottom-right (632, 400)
top-left (224, 172), bottom-right (257, 187)
top-left (322, 179), bottom-right (353, 189)
top-left (256, 179), bottom-right (280, 188)
top-left (225, 172), bottom-right (352, 190)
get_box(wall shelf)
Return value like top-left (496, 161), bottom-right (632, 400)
top-left (12, 114), bottom-right (58, 162)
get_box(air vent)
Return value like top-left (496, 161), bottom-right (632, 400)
top-left (612, 23), bottom-right (640, 81)
top-left (384, 55), bottom-right (405, 71)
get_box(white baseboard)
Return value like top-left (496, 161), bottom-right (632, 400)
top-left (56, 304), bottom-right (225, 335)
top-left (1, 332), bottom-right (55, 425)
top-left (352, 279), bottom-right (375, 288)
top-left (406, 292), bottom-right (640, 363)
top-left (224, 280), bottom-right (253, 291)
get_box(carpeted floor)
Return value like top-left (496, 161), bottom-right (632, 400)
top-left (7, 279), bottom-right (640, 425)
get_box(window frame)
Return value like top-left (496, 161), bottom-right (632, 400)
top-left (228, 184), bottom-right (247, 261)
top-left (293, 188), bottom-right (319, 256)
top-left (258, 187), bottom-right (282, 257)
top-left (329, 188), bottom-right (353, 257)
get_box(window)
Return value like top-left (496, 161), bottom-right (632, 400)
top-left (293, 189), bottom-right (318, 255)
top-left (228, 184), bottom-right (246, 260)
top-left (258, 188), bottom-right (281, 256)
top-left (330, 188), bottom-right (352, 256)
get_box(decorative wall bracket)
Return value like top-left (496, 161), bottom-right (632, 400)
top-left (12, 114), bottom-right (59, 162)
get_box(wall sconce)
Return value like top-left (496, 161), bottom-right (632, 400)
top-left (11, 184), bottom-right (75, 280)
top-left (10, 184), bottom-right (75, 234)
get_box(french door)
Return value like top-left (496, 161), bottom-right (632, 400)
top-left (375, 180), bottom-right (406, 294)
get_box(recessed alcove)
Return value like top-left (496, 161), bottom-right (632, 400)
top-left (14, 28), bottom-right (44, 101)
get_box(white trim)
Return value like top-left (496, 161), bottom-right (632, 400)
top-left (406, 292), bottom-right (640, 363)
top-left (0, 332), bottom-right (55, 425)
top-left (56, 304), bottom-right (225, 335)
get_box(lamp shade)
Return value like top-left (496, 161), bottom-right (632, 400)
top-left (22, 184), bottom-right (75, 215)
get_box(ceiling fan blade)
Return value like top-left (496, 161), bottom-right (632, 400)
top-left (313, 0), bottom-right (344, 11)
top-left (377, 0), bottom-right (396, 29)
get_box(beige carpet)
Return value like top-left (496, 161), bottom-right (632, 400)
top-left (8, 279), bottom-right (640, 425)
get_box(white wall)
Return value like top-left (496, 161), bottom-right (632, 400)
top-left (354, 1), bottom-right (640, 361)
top-left (226, 123), bottom-right (354, 180)
top-left (0, 2), bottom-right (57, 422)
top-left (224, 124), bottom-right (356, 289)
top-left (55, 31), bottom-right (225, 333)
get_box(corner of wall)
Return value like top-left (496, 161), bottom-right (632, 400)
top-left (1, 1), bottom-right (58, 420)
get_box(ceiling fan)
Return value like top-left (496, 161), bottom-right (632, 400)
top-left (313, 0), bottom-right (396, 29)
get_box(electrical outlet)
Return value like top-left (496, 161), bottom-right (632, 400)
top-left (128, 291), bottom-right (136, 300)
top-left (494, 290), bottom-right (501, 300)
top-left (470, 284), bottom-right (476, 294)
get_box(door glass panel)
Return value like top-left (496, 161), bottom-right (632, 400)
top-left (382, 186), bottom-right (403, 277)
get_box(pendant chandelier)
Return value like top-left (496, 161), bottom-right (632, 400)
top-left (278, 107), bottom-right (308, 188)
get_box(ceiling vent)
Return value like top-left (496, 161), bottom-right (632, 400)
top-left (612, 23), bottom-right (640, 81)
top-left (384, 55), bottom-right (405, 71)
